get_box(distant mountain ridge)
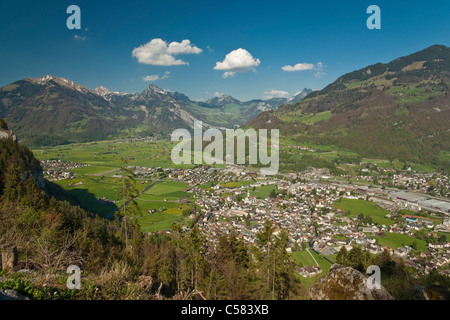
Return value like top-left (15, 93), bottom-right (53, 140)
top-left (288, 88), bottom-right (314, 103)
top-left (0, 75), bottom-right (310, 146)
top-left (249, 44), bottom-right (450, 170)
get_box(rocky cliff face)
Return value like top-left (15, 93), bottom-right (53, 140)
top-left (29, 162), bottom-right (46, 191)
top-left (0, 129), bottom-right (17, 142)
top-left (309, 264), bottom-right (394, 300)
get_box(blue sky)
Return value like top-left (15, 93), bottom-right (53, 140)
top-left (1, 0), bottom-right (450, 101)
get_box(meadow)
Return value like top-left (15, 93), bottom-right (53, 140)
top-left (333, 198), bottom-right (394, 226)
top-left (249, 184), bottom-right (278, 199)
top-left (373, 232), bottom-right (428, 252)
top-left (34, 139), bottom-right (197, 232)
top-left (291, 249), bottom-right (334, 289)
top-left (33, 138), bottom-right (198, 171)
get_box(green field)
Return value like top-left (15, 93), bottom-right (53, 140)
top-left (143, 181), bottom-right (191, 197)
top-left (333, 198), bottom-right (394, 226)
top-left (34, 139), bottom-right (193, 170)
top-left (373, 232), bottom-right (428, 252)
top-left (291, 249), bottom-right (334, 289)
top-left (249, 184), bottom-right (278, 199)
top-left (113, 180), bottom-right (194, 231)
top-left (291, 250), bottom-right (316, 267)
top-left (138, 212), bottom-right (180, 233)
top-left (34, 139), bottom-right (197, 232)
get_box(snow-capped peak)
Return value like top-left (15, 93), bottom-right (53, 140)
top-left (287, 88), bottom-right (313, 103)
top-left (94, 85), bottom-right (113, 96)
top-left (29, 75), bottom-right (92, 94)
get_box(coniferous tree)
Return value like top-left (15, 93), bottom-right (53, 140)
top-left (116, 158), bottom-right (142, 249)
top-left (336, 246), bottom-right (349, 265)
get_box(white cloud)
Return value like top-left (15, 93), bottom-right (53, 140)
top-left (264, 89), bottom-right (290, 99)
top-left (132, 38), bottom-right (202, 66)
top-left (142, 71), bottom-right (170, 82)
top-left (314, 62), bottom-right (327, 77)
top-left (282, 63), bottom-right (315, 72)
top-left (214, 48), bottom-right (261, 78)
top-left (316, 62), bottom-right (324, 71)
top-left (73, 34), bottom-right (86, 41)
top-left (282, 61), bottom-right (327, 77)
top-left (142, 74), bottom-right (160, 81)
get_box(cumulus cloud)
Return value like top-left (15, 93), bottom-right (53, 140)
top-left (142, 75), bottom-right (160, 81)
top-left (282, 61), bottom-right (327, 77)
top-left (142, 71), bottom-right (171, 82)
top-left (281, 63), bottom-right (315, 72)
top-left (214, 48), bottom-right (261, 78)
top-left (264, 89), bottom-right (290, 99)
top-left (132, 38), bottom-right (202, 66)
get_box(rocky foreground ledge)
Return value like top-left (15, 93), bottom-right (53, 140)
top-left (0, 289), bottom-right (29, 301)
top-left (310, 264), bottom-right (395, 300)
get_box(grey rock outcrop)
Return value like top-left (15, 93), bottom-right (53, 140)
top-left (309, 264), bottom-right (394, 300)
top-left (0, 129), bottom-right (17, 142)
top-left (0, 289), bottom-right (29, 300)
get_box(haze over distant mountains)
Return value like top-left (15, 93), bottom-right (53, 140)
top-left (0, 75), bottom-right (310, 146)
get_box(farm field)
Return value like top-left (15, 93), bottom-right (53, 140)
top-left (249, 184), bottom-right (278, 199)
top-left (333, 198), bottom-right (394, 226)
top-left (138, 212), bottom-right (182, 233)
top-left (34, 139), bottom-right (197, 232)
top-left (373, 232), bottom-right (428, 252)
top-left (291, 250), bottom-right (316, 267)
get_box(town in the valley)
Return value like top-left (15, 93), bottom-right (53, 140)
top-left (40, 156), bottom-right (450, 280)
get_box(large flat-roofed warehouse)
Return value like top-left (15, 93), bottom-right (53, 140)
top-left (418, 199), bottom-right (450, 213)
top-left (391, 192), bottom-right (427, 203)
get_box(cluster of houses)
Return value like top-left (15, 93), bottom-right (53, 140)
top-left (172, 166), bottom-right (257, 186)
top-left (337, 164), bottom-right (448, 198)
top-left (40, 160), bottom-right (90, 181)
top-left (191, 178), bottom-right (388, 254)
top-left (168, 166), bottom-right (450, 277)
top-left (389, 172), bottom-right (449, 197)
top-left (296, 265), bottom-right (322, 278)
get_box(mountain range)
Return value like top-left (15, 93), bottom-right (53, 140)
top-left (0, 75), bottom-right (309, 146)
top-left (249, 44), bottom-right (450, 169)
top-left (1, 44), bottom-right (449, 171)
